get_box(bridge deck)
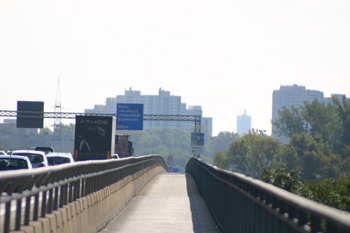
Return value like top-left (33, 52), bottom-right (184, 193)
top-left (99, 173), bottom-right (220, 233)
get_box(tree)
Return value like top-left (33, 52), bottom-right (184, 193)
top-left (332, 96), bottom-right (350, 156)
top-left (212, 150), bottom-right (230, 170)
top-left (272, 98), bottom-right (350, 159)
top-left (40, 127), bottom-right (53, 135)
top-left (262, 166), bottom-right (302, 193)
top-left (204, 131), bottom-right (239, 163)
top-left (263, 166), bottom-right (350, 212)
top-left (0, 123), bottom-right (17, 135)
top-left (277, 133), bottom-right (344, 182)
top-left (272, 106), bottom-right (306, 138)
top-left (299, 173), bottom-right (350, 212)
top-left (119, 127), bottom-right (192, 173)
top-left (301, 100), bottom-right (339, 146)
top-left (214, 130), bottom-right (282, 179)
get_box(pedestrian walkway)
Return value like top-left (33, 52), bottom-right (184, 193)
top-left (99, 173), bottom-right (221, 233)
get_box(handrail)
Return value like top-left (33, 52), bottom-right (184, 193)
top-left (0, 155), bottom-right (168, 233)
top-left (186, 157), bottom-right (350, 233)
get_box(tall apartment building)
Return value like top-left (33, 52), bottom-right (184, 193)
top-left (323, 94), bottom-right (347, 106)
top-left (271, 84), bottom-right (348, 143)
top-left (237, 110), bottom-right (251, 136)
top-left (272, 85), bottom-right (323, 142)
top-left (85, 88), bottom-right (213, 137)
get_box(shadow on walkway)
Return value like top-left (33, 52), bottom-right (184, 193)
top-left (186, 173), bottom-right (221, 233)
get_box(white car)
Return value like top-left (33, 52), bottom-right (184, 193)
top-left (0, 155), bottom-right (33, 170)
top-left (11, 150), bottom-right (49, 168)
top-left (0, 150), bottom-right (7, 155)
top-left (46, 152), bottom-right (74, 166)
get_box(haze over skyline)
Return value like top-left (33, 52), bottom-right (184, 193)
top-left (1, 0), bottom-right (349, 136)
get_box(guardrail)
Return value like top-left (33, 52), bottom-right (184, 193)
top-left (0, 155), bottom-right (168, 233)
top-left (186, 158), bottom-right (350, 233)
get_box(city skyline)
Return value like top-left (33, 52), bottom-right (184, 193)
top-left (1, 1), bottom-right (349, 136)
top-left (85, 87), bottom-right (213, 137)
top-left (0, 82), bottom-right (347, 137)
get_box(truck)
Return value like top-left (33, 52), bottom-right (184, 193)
top-left (115, 134), bottom-right (133, 158)
top-left (74, 116), bottom-right (116, 161)
top-left (74, 115), bottom-right (134, 160)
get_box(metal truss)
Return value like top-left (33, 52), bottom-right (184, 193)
top-left (0, 110), bottom-right (202, 133)
top-left (144, 114), bottom-right (201, 133)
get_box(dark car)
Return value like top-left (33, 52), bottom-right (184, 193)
top-left (29, 146), bottom-right (54, 155)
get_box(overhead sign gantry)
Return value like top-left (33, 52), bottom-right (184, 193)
top-left (0, 110), bottom-right (201, 133)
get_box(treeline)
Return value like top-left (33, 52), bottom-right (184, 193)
top-left (212, 96), bottom-right (350, 211)
top-left (262, 167), bottom-right (350, 212)
top-left (116, 128), bottom-right (239, 173)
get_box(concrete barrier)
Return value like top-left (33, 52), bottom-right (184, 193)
top-left (11, 165), bottom-right (166, 233)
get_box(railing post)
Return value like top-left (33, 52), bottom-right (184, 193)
top-left (15, 198), bottom-right (22, 230)
top-left (54, 186), bottom-right (59, 210)
top-left (24, 196), bottom-right (31, 225)
top-left (4, 201), bottom-right (11, 233)
top-left (33, 193), bottom-right (40, 221)
top-left (47, 188), bottom-right (53, 213)
top-left (41, 190), bottom-right (47, 217)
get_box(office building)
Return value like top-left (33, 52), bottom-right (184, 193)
top-left (271, 84), bottom-right (348, 143)
top-left (237, 110), bottom-right (251, 136)
top-left (85, 88), bottom-right (213, 137)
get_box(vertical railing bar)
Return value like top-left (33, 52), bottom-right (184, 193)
top-left (59, 185), bottom-right (64, 208)
top-left (33, 193), bottom-right (40, 221)
top-left (54, 186), bottom-right (59, 210)
top-left (15, 198), bottom-right (22, 230)
top-left (76, 180), bottom-right (81, 200)
top-left (41, 190), bottom-right (47, 217)
top-left (4, 201), bottom-right (11, 233)
top-left (310, 215), bottom-right (322, 233)
top-left (69, 182), bottom-right (73, 203)
top-left (62, 183), bottom-right (68, 207)
top-left (81, 178), bottom-right (85, 197)
top-left (47, 188), bottom-right (53, 214)
top-left (24, 196), bottom-right (31, 225)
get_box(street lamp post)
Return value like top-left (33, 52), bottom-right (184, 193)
top-left (258, 129), bottom-right (267, 136)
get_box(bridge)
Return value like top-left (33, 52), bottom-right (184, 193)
top-left (1, 156), bottom-right (350, 233)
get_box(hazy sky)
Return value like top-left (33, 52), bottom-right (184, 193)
top-left (1, 0), bottom-right (349, 136)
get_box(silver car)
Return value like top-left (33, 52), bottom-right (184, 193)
top-left (11, 150), bottom-right (49, 168)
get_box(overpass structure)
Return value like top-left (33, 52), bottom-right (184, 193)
top-left (1, 157), bottom-right (350, 233)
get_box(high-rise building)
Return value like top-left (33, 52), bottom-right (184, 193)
top-left (271, 84), bottom-right (348, 143)
top-left (237, 110), bottom-right (251, 136)
top-left (323, 94), bottom-right (346, 106)
top-left (84, 88), bottom-right (213, 137)
top-left (272, 85), bottom-right (323, 142)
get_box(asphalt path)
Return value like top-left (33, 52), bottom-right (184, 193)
top-left (99, 173), bottom-right (221, 233)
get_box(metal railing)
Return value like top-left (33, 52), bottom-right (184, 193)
top-left (186, 158), bottom-right (350, 233)
top-left (0, 155), bottom-right (168, 233)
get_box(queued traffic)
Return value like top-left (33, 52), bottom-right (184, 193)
top-left (0, 116), bottom-right (135, 171)
top-left (0, 146), bottom-right (75, 171)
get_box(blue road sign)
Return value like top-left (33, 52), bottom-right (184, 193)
top-left (191, 133), bottom-right (204, 154)
top-left (116, 103), bottom-right (144, 130)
